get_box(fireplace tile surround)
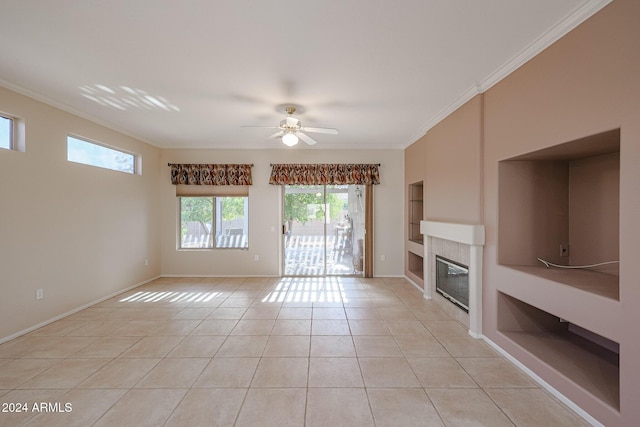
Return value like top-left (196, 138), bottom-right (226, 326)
top-left (420, 221), bottom-right (485, 338)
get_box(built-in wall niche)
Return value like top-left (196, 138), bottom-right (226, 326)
top-left (498, 292), bottom-right (619, 411)
top-left (498, 129), bottom-right (620, 300)
top-left (408, 181), bottom-right (424, 244)
top-left (408, 251), bottom-right (424, 280)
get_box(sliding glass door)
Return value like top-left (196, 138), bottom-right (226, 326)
top-left (283, 184), bottom-right (365, 276)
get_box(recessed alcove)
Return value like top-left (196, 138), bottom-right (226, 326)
top-left (408, 181), bottom-right (424, 244)
top-left (498, 129), bottom-right (620, 300)
top-left (408, 251), bottom-right (424, 280)
top-left (498, 292), bottom-right (620, 411)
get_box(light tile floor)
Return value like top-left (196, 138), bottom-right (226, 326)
top-left (0, 277), bottom-right (590, 426)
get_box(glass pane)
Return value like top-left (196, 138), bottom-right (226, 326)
top-left (0, 116), bottom-right (12, 150)
top-left (180, 197), bottom-right (214, 248)
top-left (346, 185), bottom-right (365, 276)
top-left (216, 197), bottom-right (248, 248)
top-left (67, 136), bottom-right (135, 174)
top-left (284, 185), bottom-right (326, 275)
top-left (325, 184), bottom-right (366, 276)
top-left (326, 185), bottom-right (351, 275)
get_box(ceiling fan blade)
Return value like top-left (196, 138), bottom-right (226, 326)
top-left (268, 131), bottom-right (284, 139)
top-left (300, 126), bottom-right (338, 135)
top-left (241, 125), bottom-right (279, 129)
top-left (297, 132), bottom-right (317, 145)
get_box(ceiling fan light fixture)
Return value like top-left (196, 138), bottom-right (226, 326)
top-left (282, 132), bottom-right (299, 146)
top-left (242, 103), bottom-right (336, 146)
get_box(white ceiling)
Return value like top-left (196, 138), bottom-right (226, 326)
top-left (0, 0), bottom-right (609, 150)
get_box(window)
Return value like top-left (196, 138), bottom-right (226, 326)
top-left (179, 196), bottom-right (249, 249)
top-left (1, 115), bottom-right (13, 150)
top-left (67, 135), bottom-right (137, 174)
top-left (0, 113), bottom-right (25, 152)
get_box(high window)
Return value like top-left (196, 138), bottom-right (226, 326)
top-left (179, 196), bottom-right (249, 249)
top-left (67, 135), bottom-right (137, 174)
top-left (0, 115), bottom-right (13, 150)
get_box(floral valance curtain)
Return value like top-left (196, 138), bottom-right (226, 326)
top-left (169, 163), bottom-right (253, 185)
top-left (269, 163), bottom-right (380, 186)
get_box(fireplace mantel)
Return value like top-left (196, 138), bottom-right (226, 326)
top-left (420, 221), bottom-right (485, 338)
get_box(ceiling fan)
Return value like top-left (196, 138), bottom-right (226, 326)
top-left (242, 106), bottom-right (338, 146)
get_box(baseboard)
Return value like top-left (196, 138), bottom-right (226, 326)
top-left (0, 275), bottom-right (160, 345)
top-left (160, 274), bottom-right (280, 278)
top-left (482, 335), bottom-right (603, 427)
top-left (468, 331), bottom-right (482, 339)
top-left (403, 275), bottom-right (425, 293)
top-left (160, 274), bottom-right (406, 279)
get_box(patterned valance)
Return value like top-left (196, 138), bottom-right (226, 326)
top-left (169, 163), bottom-right (253, 185)
top-left (269, 163), bottom-right (380, 185)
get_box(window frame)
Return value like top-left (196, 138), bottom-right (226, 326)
top-left (178, 195), bottom-right (249, 250)
top-left (0, 114), bottom-right (14, 150)
top-left (66, 134), bottom-right (140, 175)
top-left (0, 112), bottom-right (25, 152)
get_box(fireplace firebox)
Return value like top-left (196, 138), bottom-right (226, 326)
top-left (435, 255), bottom-right (469, 312)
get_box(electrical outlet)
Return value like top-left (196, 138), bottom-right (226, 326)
top-left (144, 258), bottom-right (149, 266)
top-left (36, 289), bottom-right (43, 300)
top-left (254, 254), bottom-right (259, 261)
top-left (380, 255), bottom-right (386, 261)
top-left (560, 244), bottom-right (569, 257)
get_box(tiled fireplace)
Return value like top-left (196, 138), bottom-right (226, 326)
top-left (420, 221), bottom-right (485, 338)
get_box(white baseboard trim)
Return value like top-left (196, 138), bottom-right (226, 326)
top-left (403, 275), bottom-right (424, 293)
top-left (0, 275), bottom-right (160, 345)
top-left (401, 275), bottom-right (433, 299)
top-left (468, 331), bottom-right (482, 339)
top-left (160, 274), bottom-right (407, 279)
top-left (159, 274), bottom-right (280, 278)
top-left (482, 336), bottom-right (603, 427)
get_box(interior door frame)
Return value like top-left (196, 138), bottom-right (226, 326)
top-left (364, 183), bottom-right (374, 278)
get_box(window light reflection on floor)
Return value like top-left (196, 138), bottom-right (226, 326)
top-left (118, 276), bottom-right (353, 304)
top-left (119, 291), bottom-right (221, 303)
top-left (262, 277), bottom-right (349, 304)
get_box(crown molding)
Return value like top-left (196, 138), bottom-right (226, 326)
top-left (403, 85), bottom-right (481, 149)
top-left (404, 0), bottom-right (613, 149)
top-left (479, 0), bottom-right (612, 93)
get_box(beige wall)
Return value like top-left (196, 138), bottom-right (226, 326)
top-left (498, 160), bottom-right (570, 266)
top-left (403, 95), bottom-right (483, 288)
top-left (484, 1), bottom-right (638, 424)
top-left (425, 94), bottom-right (483, 224)
top-left (160, 149), bottom-right (405, 277)
top-left (0, 86), bottom-right (162, 341)
top-left (568, 152), bottom-right (620, 271)
top-left (404, 0), bottom-right (639, 424)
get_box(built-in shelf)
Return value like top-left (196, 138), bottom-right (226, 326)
top-left (498, 292), bottom-right (620, 411)
top-left (498, 129), bottom-right (620, 301)
top-left (509, 266), bottom-right (618, 300)
top-left (408, 251), bottom-right (424, 280)
top-left (408, 181), bottom-right (423, 244)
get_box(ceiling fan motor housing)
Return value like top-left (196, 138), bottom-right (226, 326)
top-left (280, 116), bottom-right (301, 130)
